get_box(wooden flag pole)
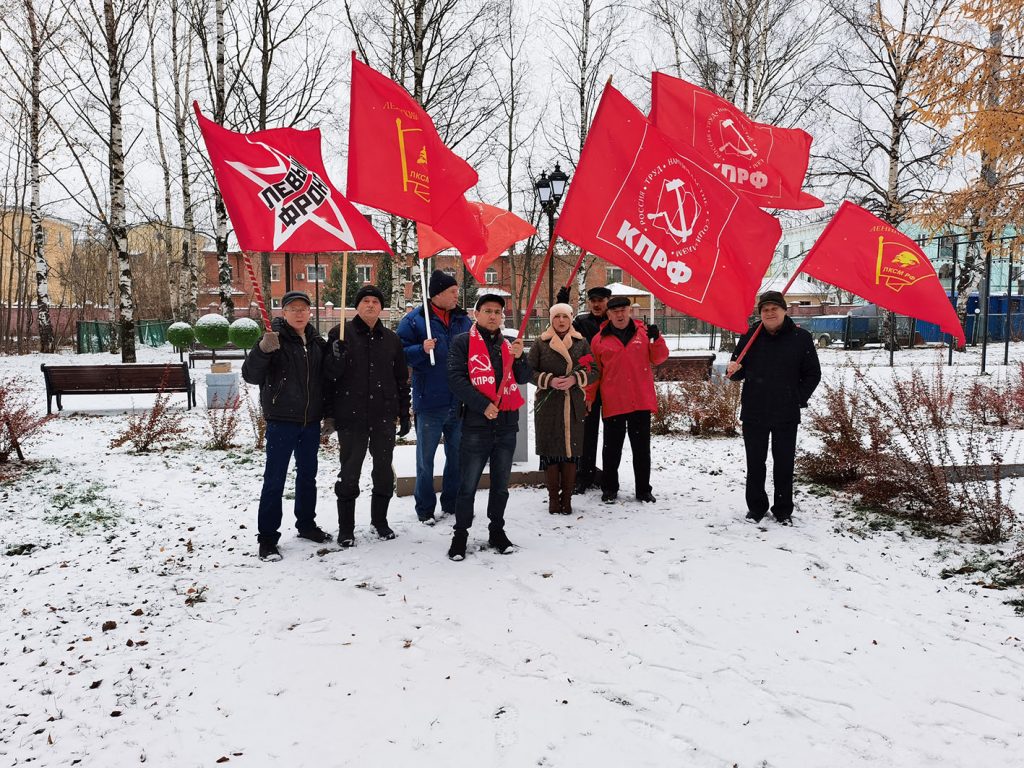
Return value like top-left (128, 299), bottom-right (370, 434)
top-left (517, 234), bottom-right (557, 339)
top-left (419, 258), bottom-right (436, 366)
top-left (339, 252), bottom-right (348, 340)
top-left (242, 253), bottom-right (271, 330)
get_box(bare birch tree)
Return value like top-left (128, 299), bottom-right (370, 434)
top-left (50, 0), bottom-right (150, 362)
top-left (0, 0), bottom-right (64, 352)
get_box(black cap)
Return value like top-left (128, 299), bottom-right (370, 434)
top-left (428, 269), bottom-right (458, 298)
top-left (354, 284), bottom-right (386, 306)
top-left (475, 293), bottom-right (506, 310)
top-left (606, 296), bottom-right (631, 310)
top-left (281, 290), bottom-right (311, 307)
top-left (587, 286), bottom-right (612, 300)
top-left (757, 291), bottom-right (787, 312)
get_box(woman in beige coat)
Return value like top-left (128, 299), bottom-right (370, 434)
top-left (528, 303), bottom-right (599, 514)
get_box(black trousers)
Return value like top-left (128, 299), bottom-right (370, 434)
top-left (335, 421), bottom-right (396, 503)
top-left (579, 390), bottom-right (602, 484)
top-left (601, 410), bottom-right (651, 496)
top-left (742, 420), bottom-right (799, 520)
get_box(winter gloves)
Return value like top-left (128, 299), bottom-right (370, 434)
top-left (556, 285), bottom-right (571, 305)
top-left (332, 339), bottom-right (347, 359)
top-left (259, 331), bottom-right (280, 353)
top-left (646, 324), bottom-right (660, 341)
top-left (397, 416), bottom-right (411, 438)
top-left (322, 417), bottom-right (336, 435)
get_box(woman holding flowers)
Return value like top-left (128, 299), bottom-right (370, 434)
top-left (528, 302), bottom-right (599, 515)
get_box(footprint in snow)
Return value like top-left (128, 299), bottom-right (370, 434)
top-left (494, 704), bottom-right (519, 749)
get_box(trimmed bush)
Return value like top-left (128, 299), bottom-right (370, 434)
top-left (166, 322), bottom-right (195, 350)
top-left (194, 313), bottom-right (229, 349)
top-left (229, 317), bottom-right (262, 350)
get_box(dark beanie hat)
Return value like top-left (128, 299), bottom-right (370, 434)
top-left (475, 293), bottom-right (506, 310)
top-left (757, 290), bottom-right (787, 312)
top-left (354, 284), bottom-right (386, 306)
top-left (281, 290), bottom-right (311, 307)
top-left (587, 286), bottom-right (612, 300)
top-left (428, 269), bottom-right (458, 298)
top-left (606, 296), bottom-right (631, 310)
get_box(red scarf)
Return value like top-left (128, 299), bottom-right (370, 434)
top-left (468, 324), bottom-right (525, 410)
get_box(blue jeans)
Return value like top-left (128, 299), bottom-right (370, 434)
top-left (257, 420), bottom-right (320, 543)
top-left (414, 406), bottom-right (463, 520)
top-left (454, 426), bottom-right (517, 535)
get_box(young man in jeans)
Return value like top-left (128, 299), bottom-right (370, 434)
top-left (396, 270), bottom-right (473, 525)
top-left (445, 293), bottom-right (531, 561)
top-left (241, 290), bottom-right (330, 562)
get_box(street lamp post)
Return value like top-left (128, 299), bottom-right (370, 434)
top-left (535, 163), bottom-right (570, 307)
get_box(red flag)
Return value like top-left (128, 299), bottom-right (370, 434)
top-left (650, 72), bottom-right (823, 211)
top-left (347, 55), bottom-right (486, 255)
top-left (555, 84), bottom-right (781, 334)
top-left (193, 103), bottom-right (390, 254)
top-left (417, 202), bottom-right (536, 282)
top-left (801, 202), bottom-right (965, 346)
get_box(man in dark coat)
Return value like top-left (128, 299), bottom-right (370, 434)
top-left (727, 290), bottom-right (822, 525)
top-left (572, 285), bottom-right (611, 492)
top-left (396, 270), bottom-right (473, 525)
top-left (324, 284), bottom-right (411, 546)
top-left (445, 293), bottom-right (531, 561)
top-left (241, 290), bottom-right (330, 562)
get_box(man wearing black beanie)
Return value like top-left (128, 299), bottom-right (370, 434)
top-left (397, 269), bottom-right (473, 525)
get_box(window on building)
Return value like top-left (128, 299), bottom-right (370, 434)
top-left (306, 264), bottom-right (326, 282)
top-left (271, 297), bottom-right (281, 308)
top-left (484, 267), bottom-right (498, 284)
top-left (607, 267), bottom-right (623, 283)
top-left (782, 244), bottom-right (790, 259)
top-left (270, 264), bottom-right (280, 282)
top-left (356, 264), bottom-right (371, 283)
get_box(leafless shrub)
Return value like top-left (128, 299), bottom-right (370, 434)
top-left (0, 376), bottom-right (54, 466)
top-left (206, 395), bottom-right (241, 450)
top-left (242, 386), bottom-right (266, 451)
top-left (678, 373), bottom-right (741, 437)
top-left (651, 383), bottom-right (688, 435)
top-left (109, 381), bottom-right (189, 453)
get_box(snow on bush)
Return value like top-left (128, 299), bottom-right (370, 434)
top-left (167, 322), bottom-right (195, 349)
top-left (194, 313), bottom-right (230, 348)
top-left (0, 376), bottom-right (54, 471)
top-left (228, 317), bottom-right (261, 350)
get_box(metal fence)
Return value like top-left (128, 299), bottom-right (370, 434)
top-left (76, 320), bottom-right (173, 354)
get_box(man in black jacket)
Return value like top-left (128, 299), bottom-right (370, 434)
top-left (445, 293), bottom-right (531, 561)
top-left (241, 290), bottom-right (330, 562)
top-left (571, 285), bottom-right (611, 492)
top-left (727, 291), bottom-right (821, 525)
top-left (324, 284), bottom-right (411, 547)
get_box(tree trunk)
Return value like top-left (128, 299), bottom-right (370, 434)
top-left (26, 0), bottom-right (53, 352)
top-left (149, 6), bottom-right (176, 321)
top-left (214, 0), bottom-right (233, 319)
top-left (171, 0), bottom-right (198, 323)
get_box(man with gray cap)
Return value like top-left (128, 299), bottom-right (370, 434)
top-left (396, 269), bottom-right (473, 525)
top-left (726, 290), bottom-right (821, 526)
top-left (324, 284), bottom-right (411, 546)
top-left (242, 289), bottom-right (330, 562)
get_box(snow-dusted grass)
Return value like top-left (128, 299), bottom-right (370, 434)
top-left (1, 343), bottom-right (1022, 767)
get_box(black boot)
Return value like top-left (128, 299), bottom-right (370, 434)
top-left (545, 464), bottom-right (561, 514)
top-left (448, 529), bottom-right (468, 561)
top-left (337, 499), bottom-right (356, 547)
top-left (559, 463), bottom-right (576, 515)
top-left (370, 495), bottom-right (396, 540)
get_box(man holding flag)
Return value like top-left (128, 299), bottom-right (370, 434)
top-left (726, 291), bottom-right (821, 526)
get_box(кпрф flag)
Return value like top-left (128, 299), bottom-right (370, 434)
top-left (555, 83), bottom-right (781, 334)
top-left (416, 202), bottom-right (536, 283)
top-left (193, 103), bottom-right (390, 254)
top-left (650, 72), bottom-right (824, 211)
top-left (347, 54), bottom-right (486, 256)
top-left (801, 201), bottom-right (965, 346)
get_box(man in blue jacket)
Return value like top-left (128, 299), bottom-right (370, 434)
top-left (396, 270), bottom-right (473, 525)
top-left (446, 293), bottom-right (531, 561)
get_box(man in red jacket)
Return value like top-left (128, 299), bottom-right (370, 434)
top-left (589, 296), bottom-right (670, 503)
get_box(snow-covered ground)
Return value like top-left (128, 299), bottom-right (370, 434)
top-left (2, 342), bottom-right (1023, 767)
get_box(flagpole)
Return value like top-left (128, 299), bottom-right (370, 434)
top-left (242, 252), bottom-right (271, 330)
top-left (418, 257), bottom-right (436, 366)
top-left (339, 252), bottom-right (348, 341)
top-left (517, 235), bottom-right (557, 339)
top-left (564, 247), bottom-right (587, 291)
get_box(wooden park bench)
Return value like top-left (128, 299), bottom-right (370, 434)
top-left (654, 354), bottom-right (716, 382)
top-left (187, 343), bottom-right (248, 368)
top-left (40, 362), bottom-right (197, 414)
